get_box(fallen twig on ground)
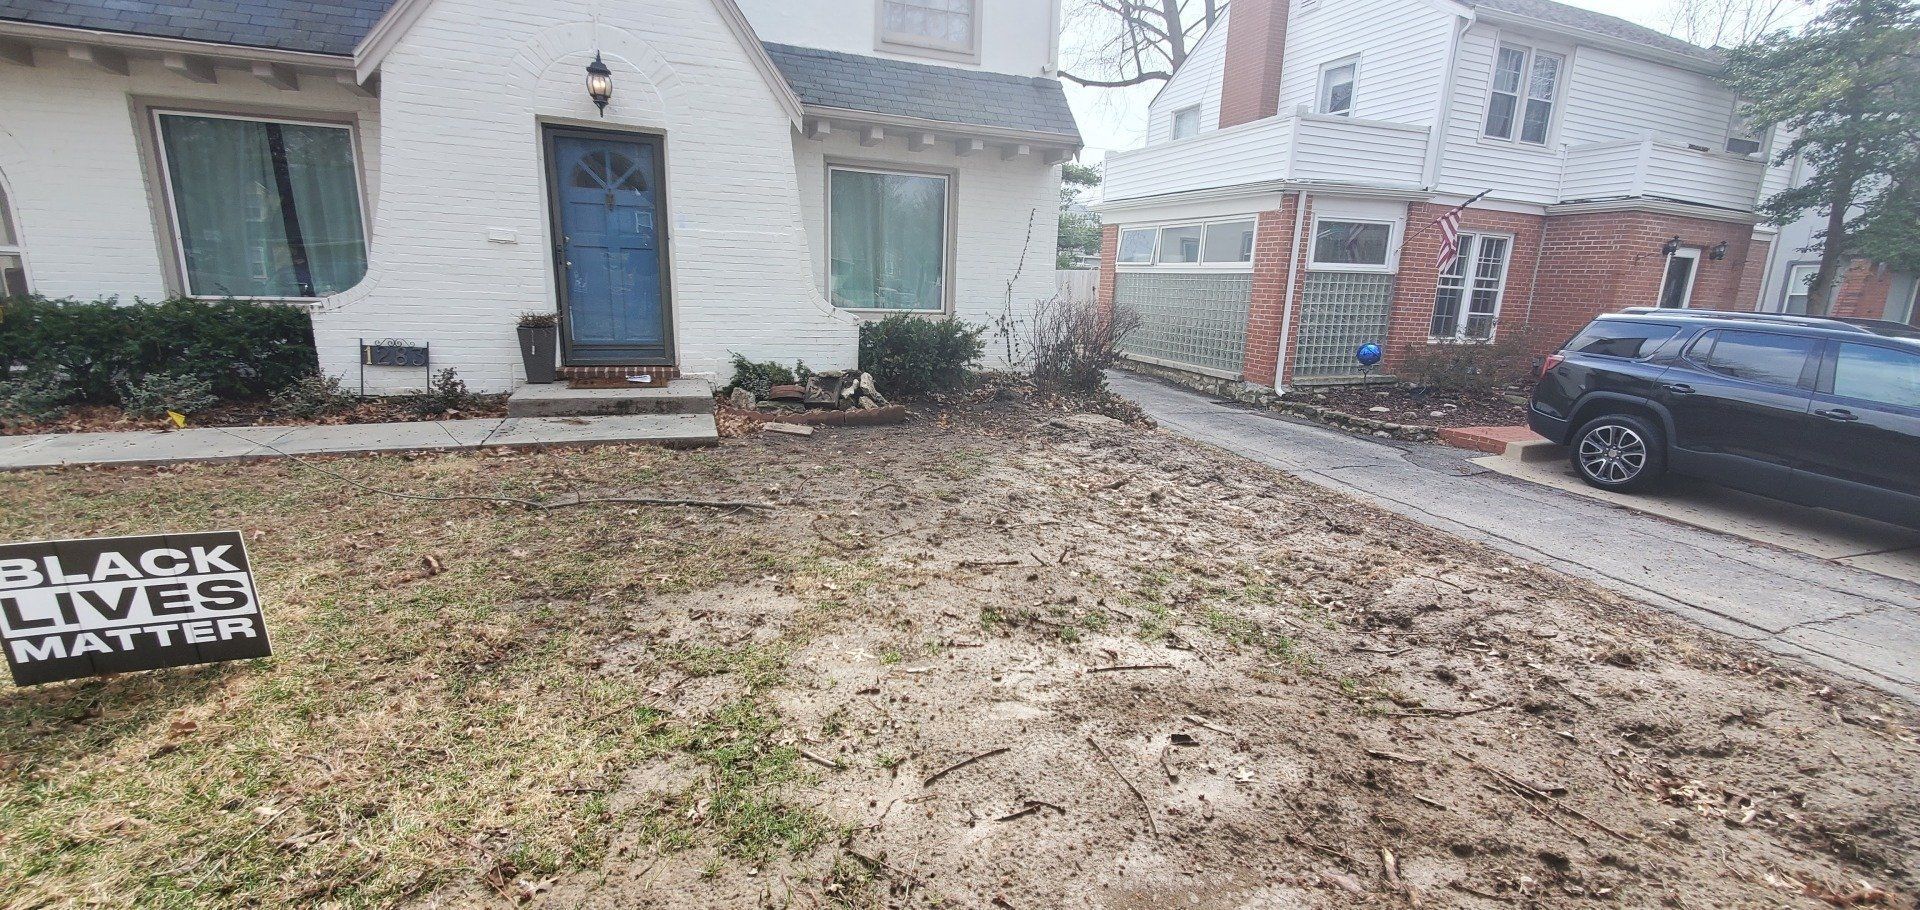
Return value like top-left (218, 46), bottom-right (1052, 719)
top-left (923, 747), bottom-right (1010, 788)
top-left (1087, 736), bottom-right (1158, 838)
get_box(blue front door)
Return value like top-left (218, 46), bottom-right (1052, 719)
top-left (547, 130), bottom-right (670, 364)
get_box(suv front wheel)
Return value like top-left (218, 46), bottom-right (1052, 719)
top-left (1571, 413), bottom-right (1666, 492)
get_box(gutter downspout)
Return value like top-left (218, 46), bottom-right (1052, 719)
top-left (1422, 14), bottom-right (1470, 190)
top-left (1273, 189), bottom-right (1309, 392)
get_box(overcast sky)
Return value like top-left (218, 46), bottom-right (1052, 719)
top-left (1062, 0), bottom-right (1711, 163)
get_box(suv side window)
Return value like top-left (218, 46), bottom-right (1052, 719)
top-left (1687, 330), bottom-right (1816, 387)
top-left (1565, 321), bottom-right (1684, 359)
top-left (1833, 343), bottom-right (1920, 409)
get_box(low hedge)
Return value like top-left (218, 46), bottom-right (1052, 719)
top-left (0, 296), bottom-right (318, 403)
top-left (858, 314), bottom-right (984, 398)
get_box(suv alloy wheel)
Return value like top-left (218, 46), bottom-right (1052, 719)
top-left (1571, 413), bottom-right (1666, 492)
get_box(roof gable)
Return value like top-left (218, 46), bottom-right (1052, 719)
top-left (1461, 0), bottom-right (1720, 64)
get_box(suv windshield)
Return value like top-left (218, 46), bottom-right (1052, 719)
top-left (1565, 321), bottom-right (1684, 359)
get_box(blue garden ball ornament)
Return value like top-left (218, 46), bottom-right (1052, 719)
top-left (1356, 342), bottom-right (1384, 367)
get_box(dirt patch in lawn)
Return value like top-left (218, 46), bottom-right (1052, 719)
top-left (1293, 382), bottom-right (1530, 429)
top-left (1, 387), bottom-right (1913, 909)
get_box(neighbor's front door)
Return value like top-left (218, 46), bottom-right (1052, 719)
top-left (546, 128), bottom-right (671, 364)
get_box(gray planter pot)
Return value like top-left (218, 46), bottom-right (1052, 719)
top-left (518, 323), bottom-right (558, 384)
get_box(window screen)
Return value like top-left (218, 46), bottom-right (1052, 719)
top-left (1311, 221), bottom-right (1390, 267)
top-left (1158, 225), bottom-right (1203, 264)
top-left (1565, 321), bottom-right (1684, 359)
top-left (1118, 228), bottom-right (1156, 264)
top-left (1201, 220), bottom-right (1255, 264)
top-left (1833, 344), bottom-right (1920, 409)
top-left (1689, 330), bottom-right (1815, 387)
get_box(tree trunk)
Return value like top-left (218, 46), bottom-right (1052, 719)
top-left (1809, 92), bottom-right (1868, 318)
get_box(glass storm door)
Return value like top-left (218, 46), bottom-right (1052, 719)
top-left (547, 130), bottom-right (670, 363)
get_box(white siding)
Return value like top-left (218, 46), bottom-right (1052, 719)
top-left (1290, 113), bottom-right (1427, 186)
top-left (1436, 25), bottom-right (1567, 203)
top-left (735, 0), bottom-right (1057, 76)
top-left (1277, 0), bottom-right (1452, 125)
top-left (1106, 117), bottom-right (1294, 199)
top-left (1145, 7), bottom-right (1231, 143)
top-left (1558, 45), bottom-right (1735, 149)
top-left (792, 132), bottom-right (1062, 368)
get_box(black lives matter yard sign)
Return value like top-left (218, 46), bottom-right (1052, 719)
top-left (0, 532), bottom-right (270, 686)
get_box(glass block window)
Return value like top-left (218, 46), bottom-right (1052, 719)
top-left (1294, 272), bottom-right (1396, 381)
top-left (1430, 233), bottom-right (1511, 340)
top-left (1115, 273), bottom-right (1252, 375)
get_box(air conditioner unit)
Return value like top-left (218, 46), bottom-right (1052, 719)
top-left (1726, 136), bottom-right (1763, 155)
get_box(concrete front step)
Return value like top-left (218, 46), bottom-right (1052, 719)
top-left (507, 378), bottom-right (715, 418)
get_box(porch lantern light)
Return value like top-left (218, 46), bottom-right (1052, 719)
top-left (1660, 236), bottom-right (1682, 257)
top-left (585, 52), bottom-right (613, 115)
top-left (1709, 241), bottom-right (1729, 261)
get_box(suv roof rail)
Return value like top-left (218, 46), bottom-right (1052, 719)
top-left (1613, 308), bottom-right (1875, 334)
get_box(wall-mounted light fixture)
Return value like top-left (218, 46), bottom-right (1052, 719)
top-left (585, 52), bottom-right (613, 115)
top-left (1660, 236), bottom-right (1682, 257)
top-left (1709, 242), bottom-right (1728, 261)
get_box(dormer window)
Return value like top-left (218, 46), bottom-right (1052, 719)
top-left (1171, 106), bottom-right (1201, 139)
top-left (1484, 44), bottom-right (1561, 145)
top-left (879, 0), bottom-right (980, 62)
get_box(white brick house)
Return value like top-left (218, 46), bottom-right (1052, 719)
top-left (0, 0), bottom-right (1078, 391)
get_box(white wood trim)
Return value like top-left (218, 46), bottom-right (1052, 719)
top-left (162, 53), bottom-right (218, 84)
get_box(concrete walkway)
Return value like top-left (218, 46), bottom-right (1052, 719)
top-left (1109, 370), bottom-right (1920, 703)
top-left (0, 412), bottom-right (717, 470)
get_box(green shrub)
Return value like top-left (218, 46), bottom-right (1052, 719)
top-left (270, 374), bottom-right (358, 419)
top-left (114, 371), bottom-right (218, 419)
top-left (0, 375), bottom-right (68, 428)
top-left (0, 296), bottom-right (318, 403)
top-left (857, 314), bottom-right (984, 398)
top-left (723, 354), bottom-right (811, 398)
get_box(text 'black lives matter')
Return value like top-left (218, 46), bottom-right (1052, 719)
top-left (0, 532), bottom-right (270, 686)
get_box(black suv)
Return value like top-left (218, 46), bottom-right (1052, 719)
top-left (1529, 309), bottom-right (1920, 529)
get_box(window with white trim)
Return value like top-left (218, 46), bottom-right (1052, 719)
top-left (879, 0), bottom-right (978, 58)
top-left (828, 166), bottom-right (949, 312)
top-left (1171, 105), bottom-right (1201, 140)
top-left (0, 178), bottom-right (26, 297)
top-left (1318, 59), bottom-right (1357, 116)
top-left (1430, 233), bottom-right (1512, 340)
top-left (1484, 44), bottom-right (1561, 144)
top-left (1309, 219), bottom-right (1393, 270)
top-left (1118, 228), bottom-right (1157, 264)
top-left (1783, 263), bottom-right (1817, 315)
top-left (1118, 219), bottom-right (1257, 267)
top-left (154, 111), bottom-right (367, 299)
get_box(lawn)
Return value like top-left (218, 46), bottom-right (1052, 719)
top-left (0, 387), bottom-right (1914, 909)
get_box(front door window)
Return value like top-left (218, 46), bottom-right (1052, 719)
top-left (1659, 248), bottom-right (1700, 309)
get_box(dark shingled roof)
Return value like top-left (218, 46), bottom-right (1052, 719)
top-left (1461, 0), bottom-right (1721, 62)
top-left (0, 0), bottom-right (398, 56)
top-left (762, 42), bottom-right (1082, 143)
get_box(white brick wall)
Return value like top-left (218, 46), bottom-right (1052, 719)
top-left (791, 132), bottom-right (1063, 369)
top-left (0, 0), bottom-right (1063, 393)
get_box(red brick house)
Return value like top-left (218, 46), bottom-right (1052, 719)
top-left (1091, 0), bottom-right (1808, 391)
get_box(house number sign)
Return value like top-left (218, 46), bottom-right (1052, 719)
top-left (0, 532), bottom-right (271, 686)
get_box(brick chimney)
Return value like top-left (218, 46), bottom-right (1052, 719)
top-left (1217, 0), bottom-right (1289, 129)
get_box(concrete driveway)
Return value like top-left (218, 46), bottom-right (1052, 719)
top-left (1109, 370), bottom-right (1920, 702)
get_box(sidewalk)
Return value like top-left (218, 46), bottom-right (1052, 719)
top-left (1109, 369), bottom-right (1920, 702)
top-left (0, 412), bottom-right (718, 470)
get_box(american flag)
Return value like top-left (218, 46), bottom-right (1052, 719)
top-left (1436, 207), bottom-right (1464, 274)
top-left (1434, 190), bottom-right (1489, 273)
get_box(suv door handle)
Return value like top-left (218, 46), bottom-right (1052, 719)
top-left (1815, 408), bottom-right (1860, 422)
top-left (1663, 383), bottom-right (1696, 395)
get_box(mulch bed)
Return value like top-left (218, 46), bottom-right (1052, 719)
top-left (1291, 382), bottom-right (1530, 429)
top-left (1, 396), bottom-right (510, 436)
